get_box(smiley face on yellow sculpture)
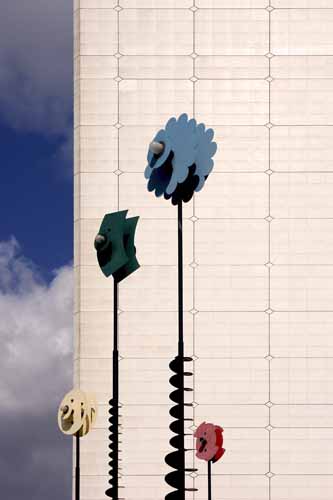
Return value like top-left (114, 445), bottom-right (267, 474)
top-left (58, 389), bottom-right (97, 437)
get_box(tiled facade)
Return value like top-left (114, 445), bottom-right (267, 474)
top-left (74, 1), bottom-right (333, 499)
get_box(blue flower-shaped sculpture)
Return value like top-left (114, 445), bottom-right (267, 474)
top-left (144, 113), bottom-right (217, 205)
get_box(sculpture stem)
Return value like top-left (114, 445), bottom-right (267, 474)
top-left (113, 278), bottom-right (119, 498)
top-left (178, 200), bottom-right (185, 488)
top-left (165, 200), bottom-right (197, 500)
top-left (75, 432), bottom-right (80, 500)
top-left (113, 279), bottom-right (119, 403)
top-left (208, 460), bottom-right (212, 500)
top-left (178, 200), bottom-right (184, 352)
top-left (106, 279), bottom-right (119, 499)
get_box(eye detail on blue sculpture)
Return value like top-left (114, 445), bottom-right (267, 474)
top-left (144, 113), bottom-right (217, 205)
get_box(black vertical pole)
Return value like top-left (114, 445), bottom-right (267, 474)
top-left (106, 279), bottom-right (119, 499)
top-left (208, 460), bottom-right (212, 500)
top-left (165, 200), bottom-right (193, 500)
top-left (178, 201), bottom-right (184, 349)
top-left (113, 278), bottom-right (119, 499)
top-left (75, 432), bottom-right (80, 500)
top-left (178, 200), bottom-right (185, 496)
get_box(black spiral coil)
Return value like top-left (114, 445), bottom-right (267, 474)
top-left (106, 397), bottom-right (120, 499)
top-left (164, 355), bottom-right (197, 500)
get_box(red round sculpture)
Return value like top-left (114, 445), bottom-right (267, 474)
top-left (194, 422), bottom-right (225, 463)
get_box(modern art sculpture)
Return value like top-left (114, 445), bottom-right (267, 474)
top-left (145, 113), bottom-right (218, 500)
top-left (58, 389), bottom-right (98, 500)
top-left (94, 210), bottom-right (140, 500)
top-left (194, 422), bottom-right (225, 500)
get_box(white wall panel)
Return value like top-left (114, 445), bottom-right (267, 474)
top-left (74, 1), bottom-right (333, 499)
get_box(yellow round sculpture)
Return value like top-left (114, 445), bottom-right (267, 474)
top-left (58, 388), bottom-right (97, 437)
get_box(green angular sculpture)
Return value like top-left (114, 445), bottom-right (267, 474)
top-left (94, 209), bottom-right (140, 500)
top-left (94, 210), bottom-right (139, 283)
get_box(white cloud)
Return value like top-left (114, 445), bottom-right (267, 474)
top-left (0, 0), bottom-right (72, 142)
top-left (0, 237), bottom-right (73, 414)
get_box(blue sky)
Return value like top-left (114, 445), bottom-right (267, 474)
top-left (0, 0), bottom-right (73, 278)
top-left (0, 123), bottom-right (73, 277)
top-left (0, 1), bottom-right (73, 498)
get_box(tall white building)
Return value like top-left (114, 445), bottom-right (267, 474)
top-left (74, 1), bottom-right (333, 499)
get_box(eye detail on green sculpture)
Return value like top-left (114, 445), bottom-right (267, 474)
top-left (94, 234), bottom-right (106, 250)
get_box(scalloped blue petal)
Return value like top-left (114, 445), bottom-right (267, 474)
top-left (145, 113), bottom-right (217, 198)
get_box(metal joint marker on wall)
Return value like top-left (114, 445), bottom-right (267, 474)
top-left (94, 210), bottom-right (140, 500)
top-left (144, 113), bottom-right (218, 500)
